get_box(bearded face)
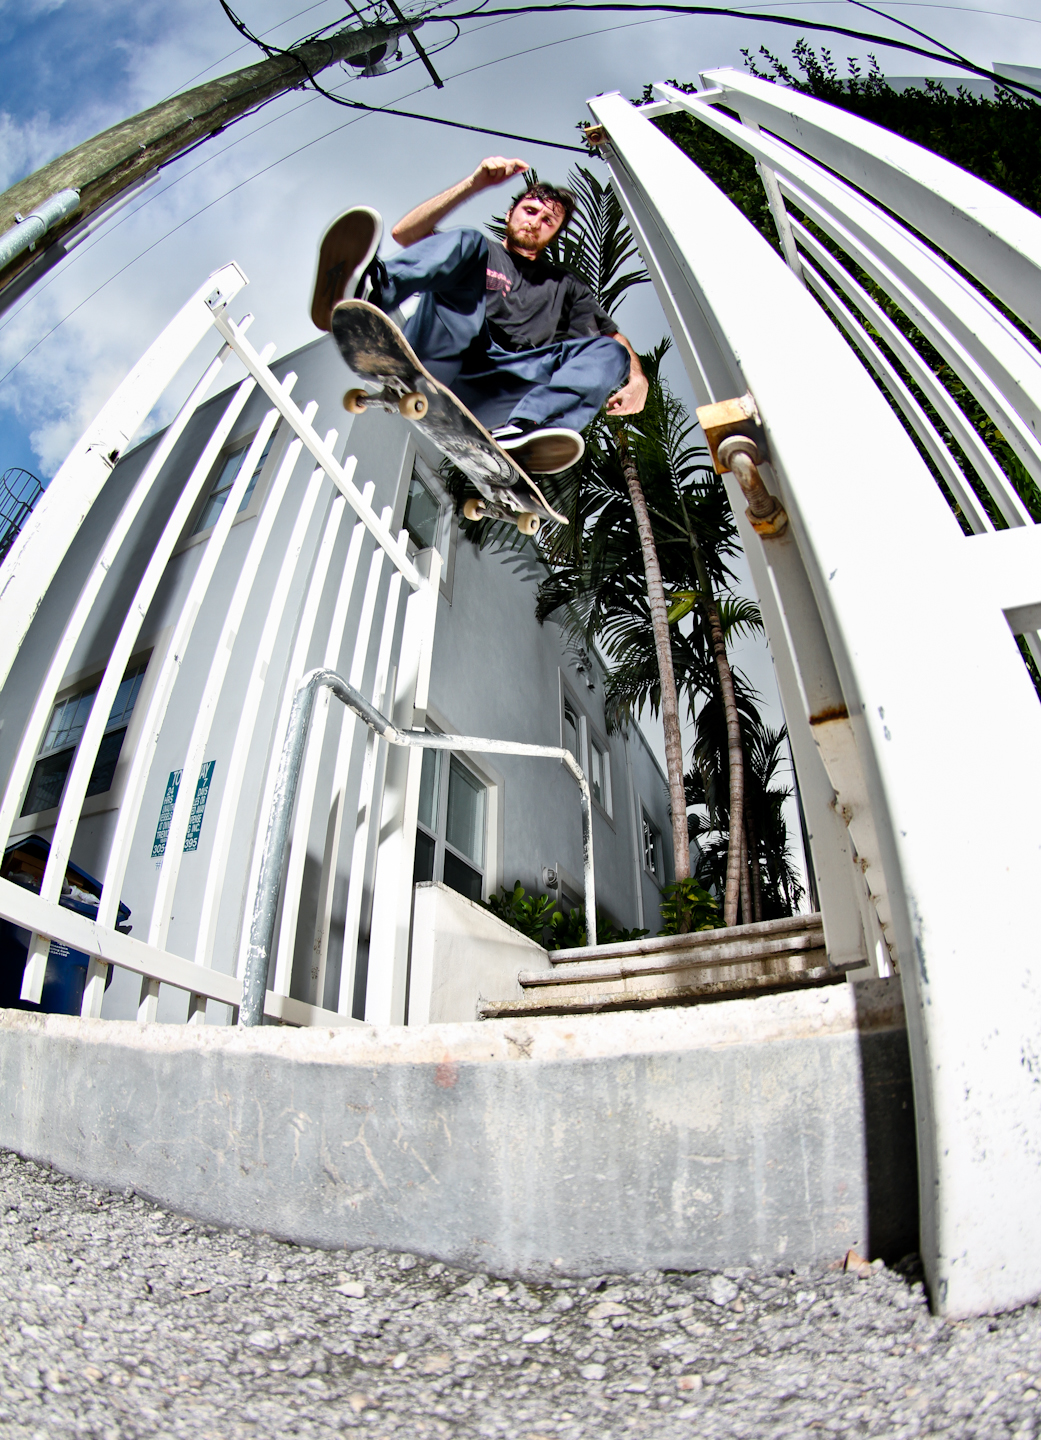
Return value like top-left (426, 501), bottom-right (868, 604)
top-left (505, 195), bottom-right (566, 256)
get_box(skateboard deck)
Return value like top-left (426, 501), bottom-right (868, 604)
top-left (330, 300), bottom-right (568, 532)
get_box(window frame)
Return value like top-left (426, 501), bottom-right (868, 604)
top-left (559, 675), bottom-right (614, 822)
top-left (642, 807), bottom-right (665, 885)
top-left (414, 739), bottom-right (491, 903)
top-left (177, 421), bottom-right (289, 553)
top-left (395, 446), bottom-right (457, 603)
top-left (14, 645), bottom-right (156, 833)
top-left (588, 729), bottom-right (613, 817)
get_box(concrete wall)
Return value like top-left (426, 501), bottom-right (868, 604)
top-left (408, 882), bottom-right (551, 1023)
top-left (0, 978), bottom-right (917, 1277)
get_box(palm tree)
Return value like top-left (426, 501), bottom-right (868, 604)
top-left (486, 166), bottom-right (783, 919)
top-left (688, 706), bottom-right (805, 921)
top-left (540, 350), bottom-right (760, 923)
top-left (622, 362), bottom-right (756, 925)
top-left (492, 168), bottom-right (691, 880)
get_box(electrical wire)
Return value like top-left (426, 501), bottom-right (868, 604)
top-left (849, 0), bottom-right (972, 66)
top-left (1, 5), bottom-right (642, 341)
top-left (422, 3), bottom-right (1041, 99)
top-left (2, 0), bottom-right (1036, 375)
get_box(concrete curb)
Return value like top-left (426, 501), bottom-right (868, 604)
top-left (0, 978), bottom-right (917, 1278)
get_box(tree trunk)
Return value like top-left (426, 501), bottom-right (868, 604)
top-left (691, 550), bottom-right (745, 927)
top-left (747, 810), bottom-right (763, 922)
top-left (616, 429), bottom-right (690, 886)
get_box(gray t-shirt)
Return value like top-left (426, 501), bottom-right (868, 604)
top-left (483, 243), bottom-right (619, 352)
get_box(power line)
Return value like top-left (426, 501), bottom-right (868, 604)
top-left (424, 3), bottom-right (1041, 99)
top-left (0, 11), bottom-right (595, 340)
top-left (0, 72), bottom-right (584, 384)
top-left (2, 0), bottom-right (1035, 376)
top-left (291, 94), bottom-right (585, 147)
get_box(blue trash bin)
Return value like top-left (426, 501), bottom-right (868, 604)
top-left (0, 835), bottom-right (131, 1016)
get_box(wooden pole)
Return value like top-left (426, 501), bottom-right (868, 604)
top-left (0, 17), bottom-right (420, 306)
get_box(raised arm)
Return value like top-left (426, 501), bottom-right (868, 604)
top-left (391, 156), bottom-right (530, 247)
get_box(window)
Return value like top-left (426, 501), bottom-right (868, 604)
top-left (590, 736), bottom-right (611, 813)
top-left (562, 697), bottom-right (580, 765)
top-left (403, 467), bottom-right (442, 551)
top-left (643, 812), bottom-right (663, 882)
top-left (414, 747), bottom-right (487, 902)
top-left (22, 661), bottom-right (148, 816)
top-left (561, 683), bottom-right (612, 816)
top-left (191, 426), bottom-right (279, 536)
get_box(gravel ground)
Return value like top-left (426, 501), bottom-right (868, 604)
top-left (1, 1148), bottom-right (1039, 1439)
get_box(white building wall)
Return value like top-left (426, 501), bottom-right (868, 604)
top-left (1, 329), bottom-right (673, 1024)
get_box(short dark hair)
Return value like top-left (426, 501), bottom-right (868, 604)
top-left (508, 182), bottom-right (576, 230)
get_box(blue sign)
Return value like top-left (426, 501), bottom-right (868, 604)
top-left (151, 761), bottom-right (215, 857)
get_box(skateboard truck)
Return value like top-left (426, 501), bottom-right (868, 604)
top-left (343, 382), bottom-right (428, 420)
top-left (463, 496), bottom-right (540, 536)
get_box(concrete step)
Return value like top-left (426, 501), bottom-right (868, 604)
top-left (477, 912), bottom-right (851, 1019)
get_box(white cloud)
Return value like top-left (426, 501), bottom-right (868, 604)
top-left (4, 0), bottom-right (1040, 483)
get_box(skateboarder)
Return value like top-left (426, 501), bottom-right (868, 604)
top-left (311, 156), bottom-right (648, 470)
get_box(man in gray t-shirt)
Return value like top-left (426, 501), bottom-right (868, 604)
top-left (311, 156), bottom-right (647, 473)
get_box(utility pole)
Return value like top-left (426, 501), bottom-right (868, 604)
top-left (0, 16), bottom-right (422, 315)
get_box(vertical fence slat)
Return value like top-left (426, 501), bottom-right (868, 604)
top-left (802, 268), bottom-right (995, 535)
top-left (309, 502), bottom-right (375, 1009)
top-left (794, 223), bottom-right (1033, 529)
top-left (270, 497), bottom-right (350, 999)
top-left (20, 353), bottom-right (274, 1006)
top-left (146, 399), bottom-right (287, 954)
top-left (362, 551), bottom-right (442, 1024)
top-left (0, 264), bottom-right (247, 694)
top-left (91, 351), bottom-right (276, 937)
top-left (332, 534), bottom-right (408, 1015)
top-left (332, 517), bottom-right (398, 1014)
top-left (0, 342), bottom-right (236, 861)
top-left (233, 443), bottom-right (347, 987)
top-left (211, 312), bottom-right (423, 587)
top-left (188, 430), bottom-right (341, 1013)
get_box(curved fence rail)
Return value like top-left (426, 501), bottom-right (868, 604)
top-left (587, 75), bottom-right (1041, 1320)
top-left (0, 264), bottom-right (440, 1031)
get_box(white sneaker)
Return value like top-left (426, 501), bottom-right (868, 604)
top-left (310, 206), bottom-right (383, 332)
top-left (491, 422), bottom-right (585, 475)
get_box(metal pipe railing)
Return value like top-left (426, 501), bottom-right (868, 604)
top-left (239, 667), bottom-right (597, 1026)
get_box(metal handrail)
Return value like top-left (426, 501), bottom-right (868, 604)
top-left (239, 667), bottom-right (597, 1026)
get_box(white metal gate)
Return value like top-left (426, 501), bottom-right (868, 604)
top-left (0, 264), bottom-right (440, 1029)
top-left (587, 75), bottom-right (1041, 1318)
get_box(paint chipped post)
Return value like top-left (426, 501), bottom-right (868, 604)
top-left (697, 393), bottom-right (788, 537)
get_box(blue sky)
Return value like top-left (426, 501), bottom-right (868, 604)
top-left (2, 0), bottom-right (1039, 482)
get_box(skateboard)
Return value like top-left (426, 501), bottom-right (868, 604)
top-left (330, 301), bottom-right (569, 535)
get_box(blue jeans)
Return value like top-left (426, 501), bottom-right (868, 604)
top-left (380, 228), bottom-right (630, 432)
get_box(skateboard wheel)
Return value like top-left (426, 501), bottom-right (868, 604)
top-left (398, 391), bottom-right (428, 420)
top-left (343, 388), bottom-right (369, 414)
top-left (516, 512), bottom-right (541, 536)
top-left (463, 498), bottom-right (486, 521)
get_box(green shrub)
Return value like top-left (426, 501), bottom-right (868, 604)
top-left (658, 877), bottom-right (724, 935)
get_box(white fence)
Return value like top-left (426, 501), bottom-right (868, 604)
top-left (0, 264), bottom-right (440, 1028)
top-left (587, 74), bottom-right (1041, 1318)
